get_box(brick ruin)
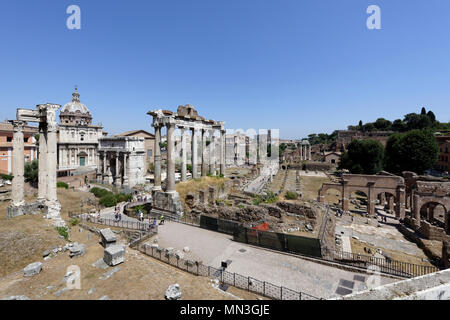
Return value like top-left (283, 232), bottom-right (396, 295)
top-left (183, 184), bottom-right (325, 235)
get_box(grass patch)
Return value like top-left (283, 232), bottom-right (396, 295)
top-left (69, 218), bottom-right (80, 227)
top-left (176, 176), bottom-right (228, 206)
top-left (253, 191), bottom-right (278, 205)
top-left (284, 191), bottom-right (299, 200)
top-left (57, 182), bottom-right (69, 189)
top-left (56, 226), bottom-right (70, 241)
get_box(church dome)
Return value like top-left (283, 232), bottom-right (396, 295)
top-left (61, 87), bottom-right (90, 114)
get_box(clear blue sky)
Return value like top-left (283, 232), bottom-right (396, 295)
top-left (1, 0), bottom-right (450, 139)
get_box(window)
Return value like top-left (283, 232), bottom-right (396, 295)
top-left (147, 149), bottom-right (153, 157)
top-left (7, 137), bottom-right (12, 142)
top-left (80, 134), bottom-right (85, 141)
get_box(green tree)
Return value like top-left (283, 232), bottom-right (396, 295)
top-left (339, 139), bottom-right (384, 174)
top-left (374, 118), bottom-right (392, 131)
top-left (391, 119), bottom-right (407, 132)
top-left (427, 110), bottom-right (436, 123)
top-left (24, 160), bottom-right (38, 183)
top-left (384, 129), bottom-right (439, 174)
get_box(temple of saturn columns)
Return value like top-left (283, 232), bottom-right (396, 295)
top-left (7, 104), bottom-right (64, 226)
top-left (148, 105), bottom-right (225, 216)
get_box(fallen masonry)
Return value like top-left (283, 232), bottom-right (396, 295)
top-left (103, 244), bottom-right (126, 266)
top-left (165, 284), bottom-right (182, 300)
top-left (23, 262), bottom-right (42, 277)
top-left (100, 228), bottom-right (117, 248)
top-left (69, 243), bottom-right (86, 258)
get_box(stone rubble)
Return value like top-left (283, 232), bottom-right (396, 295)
top-left (23, 262), bottom-right (42, 277)
top-left (103, 244), bottom-right (126, 266)
top-left (69, 243), bottom-right (86, 258)
top-left (165, 284), bottom-right (182, 300)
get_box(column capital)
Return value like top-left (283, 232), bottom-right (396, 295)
top-left (10, 120), bottom-right (26, 132)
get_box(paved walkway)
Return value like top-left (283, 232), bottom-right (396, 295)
top-left (335, 207), bottom-right (425, 257)
top-left (153, 221), bottom-right (396, 299)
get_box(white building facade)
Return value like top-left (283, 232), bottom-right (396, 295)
top-left (57, 88), bottom-right (104, 173)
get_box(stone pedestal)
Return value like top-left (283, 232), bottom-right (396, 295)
top-left (104, 244), bottom-right (125, 266)
top-left (151, 190), bottom-right (183, 217)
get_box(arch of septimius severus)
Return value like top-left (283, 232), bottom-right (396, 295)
top-left (7, 104), bottom-right (65, 226)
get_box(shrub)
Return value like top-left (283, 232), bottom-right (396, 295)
top-left (90, 187), bottom-right (111, 198)
top-left (57, 182), bottom-right (69, 189)
top-left (285, 191), bottom-right (298, 200)
top-left (56, 226), bottom-right (69, 241)
top-left (1, 174), bottom-right (13, 181)
top-left (99, 194), bottom-right (117, 207)
top-left (69, 218), bottom-right (80, 226)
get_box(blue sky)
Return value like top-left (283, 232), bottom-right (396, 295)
top-left (1, 0), bottom-right (449, 139)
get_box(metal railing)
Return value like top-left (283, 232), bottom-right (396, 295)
top-left (137, 243), bottom-right (320, 300)
top-left (321, 247), bottom-right (439, 278)
top-left (69, 212), bottom-right (158, 232)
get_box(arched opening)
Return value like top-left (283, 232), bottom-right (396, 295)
top-left (350, 190), bottom-right (368, 213)
top-left (323, 188), bottom-right (342, 206)
top-left (419, 202), bottom-right (447, 229)
top-left (377, 192), bottom-right (396, 213)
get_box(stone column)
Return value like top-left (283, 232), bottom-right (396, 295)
top-left (413, 194), bottom-right (421, 228)
top-left (300, 144), bottom-right (303, 161)
top-left (37, 122), bottom-right (47, 203)
top-left (180, 127), bottom-right (187, 182)
top-left (220, 129), bottom-right (225, 176)
top-left (342, 184), bottom-right (349, 212)
top-left (308, 145), bottom-right (311, 161)
top-left (367, 183), bottom-right (375, 217)
top-left (10, 120), bottom-right (25, 207)
top-left (102, 152), bottom-right (107, 184)
top-left (191, 128), bottom-right (199, 179)
top-left (44, 104), bottom-right (62, 219)
top-left (123, 153), bottom-right (129, 187)
top-left (396, 187), bottom-right (406, 219)
top-left (379, 192), bottom-right (386, 206)
top-left (115, 152), bottom-right (121, 186)
top-left (201, 129), bottom-right (207, 177)
top-left (153, 125), bottom-right (162, 190)
top-left (387, 195), bottom-right (394, 211)
top-left (209, 130), bottom-right (215, 175)
top-left (166, 122), bottom-right (176, 193)
top-left (234, 135), bottom-right (238, 165)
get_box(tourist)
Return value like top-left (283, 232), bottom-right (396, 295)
top-left (160, 215), bottom-right (165, 225)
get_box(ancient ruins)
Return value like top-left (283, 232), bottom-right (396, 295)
top-left (147, 105), bottom-right (226, 216)
top-left (318, 173), bottom-right (406, 218)
top-left (7, 104), bottom-right (64, 226)
top-left (97, 136), bottom-right (146, 188)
